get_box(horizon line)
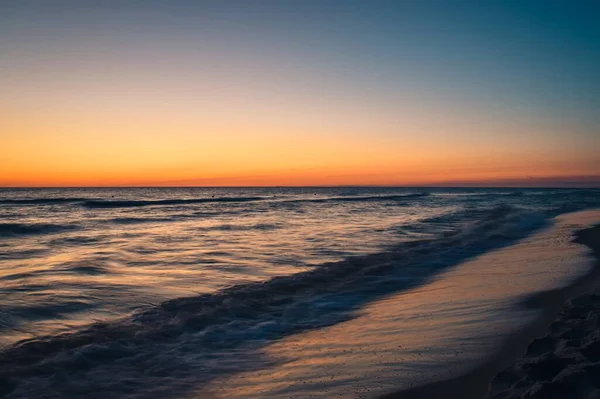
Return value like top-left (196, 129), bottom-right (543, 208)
top-left (1, 185), bottom-right (599, 189)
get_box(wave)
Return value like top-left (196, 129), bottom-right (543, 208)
top-left (283, 192), bottom-right (430, 204)
top-left (82, 196), bottom-right (266, 209)
top-left (0, 205), bottom-right (548, 398)
top-left (0, 197), bottom-right (88, 205)
top-left (0, 223), bottom-right (78, 238)
top-left (108, 217), bottom-right (175, 224)
top-left (84, 193), bottom-right (426, 209)
top-left (197, 222), bottom-right (282, 232)
top-left (323, 192), bottom-right (429, 202)
top-left (432, 191), bottom-right (524, 198)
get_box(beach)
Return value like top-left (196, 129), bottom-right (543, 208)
top-left (487, 224), bottom-right (600, 398)
top-left (383, 222), bottom-right (600, 399)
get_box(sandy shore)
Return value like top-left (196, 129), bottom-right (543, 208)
top-left (381, 224), bottom-right (600, 399)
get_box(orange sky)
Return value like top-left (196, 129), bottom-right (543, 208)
top-left (2, 102), bottom-right (598, 187)
top-left (1, 2), bottom-right (599, 187)
top-left (2, 89), bottom-right (598, 187)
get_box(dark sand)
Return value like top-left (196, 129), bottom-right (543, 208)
top-left (381, 224), bottom-right (600, 399)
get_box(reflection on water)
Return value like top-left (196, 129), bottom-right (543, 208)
top-left (2, 188), bottom-right (452, 346)
top-left (201, 210), bottom-right (599, 398)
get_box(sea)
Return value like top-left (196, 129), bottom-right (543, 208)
top-left (1, 187), bottom-right (599, 398)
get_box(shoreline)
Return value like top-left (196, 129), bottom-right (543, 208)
top-left (380, 223), bottom-right (600, 399)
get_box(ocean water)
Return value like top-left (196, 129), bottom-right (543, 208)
top-left (0, 187), bottom-right (599, 398)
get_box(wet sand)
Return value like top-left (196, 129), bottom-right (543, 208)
top-left (381, 224), bottom-right (600, 399)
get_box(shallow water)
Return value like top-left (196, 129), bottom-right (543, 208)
top-left (202, 210), bottom-right (600, 398)
top-left (0, 187), bottom-right (599, 398)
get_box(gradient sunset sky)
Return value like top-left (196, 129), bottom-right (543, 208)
top-left (1, 1), bottom-right (599, 187)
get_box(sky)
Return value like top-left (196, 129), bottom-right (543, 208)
top-left (1, 0), bottom-right (599, 187)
